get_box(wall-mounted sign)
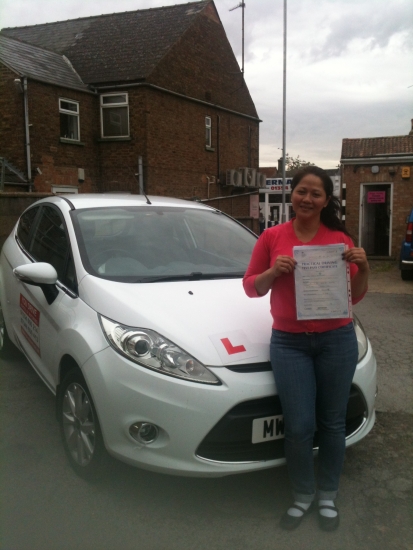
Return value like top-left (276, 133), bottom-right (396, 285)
top-left (401, 166), bottom-right (411, 179)
top-left (266, 178), bottom-right (292, 193)
top-left (367, 191), bottom-right (386, 204)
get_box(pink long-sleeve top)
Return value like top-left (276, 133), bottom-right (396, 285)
top-left (243, 220), bottom-right (366, 333)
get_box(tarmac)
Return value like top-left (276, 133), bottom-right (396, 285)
top-left (366, 261), bottom-right (413, 294)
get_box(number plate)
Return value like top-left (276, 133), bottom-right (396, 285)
top-left (252, 414), bottom-right (285, 444)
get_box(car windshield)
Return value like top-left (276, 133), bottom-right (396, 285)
top-left (72, 206), bottom-right (257, 282)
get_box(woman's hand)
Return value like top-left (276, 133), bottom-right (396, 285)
top-left (343, 247), bottom-right (369, 273)
top-left (254, 255), bottom-right (296, 296)
top-left (271, 255), bottom-right (297, 277)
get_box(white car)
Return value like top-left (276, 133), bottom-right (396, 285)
top-left (0, 194), bottom-right (377, 478)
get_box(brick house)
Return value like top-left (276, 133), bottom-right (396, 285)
top-left (0, 0), bottom-right (260, 208)
top-left (340, 121), bottom-right (413, 258)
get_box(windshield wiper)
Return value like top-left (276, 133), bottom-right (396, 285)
top-left (134, 271), bottom-right (245, 283)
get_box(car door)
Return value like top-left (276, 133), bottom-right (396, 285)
top-left (10, 204), bottom-right (77, 391)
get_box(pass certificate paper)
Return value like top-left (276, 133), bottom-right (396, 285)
top-left (293, 244), bottom-right (352, 320)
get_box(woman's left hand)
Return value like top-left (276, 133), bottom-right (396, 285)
top-left (343, 247), bottom-right (369, 273)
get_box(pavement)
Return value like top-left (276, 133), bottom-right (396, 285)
top-left (367, 261), bottom-right (413, 294)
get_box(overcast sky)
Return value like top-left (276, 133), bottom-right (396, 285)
top-left (1, 0), bottom-right (412, 168)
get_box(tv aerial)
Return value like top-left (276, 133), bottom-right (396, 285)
top-left (229, 2), bottom-right (245, 75)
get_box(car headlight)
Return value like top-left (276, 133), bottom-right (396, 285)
top-left (353, 314), bottom-right (368, 362)
top-left (99, 315), bottom-right (220, 385)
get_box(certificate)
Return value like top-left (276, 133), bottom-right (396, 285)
top-left (293, 244), bottom-right (352, 320)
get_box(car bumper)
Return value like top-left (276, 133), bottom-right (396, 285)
top-left (81, 340), bottom-right (377, 477)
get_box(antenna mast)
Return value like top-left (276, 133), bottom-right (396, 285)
top-left (229, 2), bottom-right (245, 75)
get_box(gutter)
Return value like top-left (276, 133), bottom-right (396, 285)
top-left (341, 155), bottom-right (413, 165)
top-left (22, 77), bottom-right (32, 188)
top-left (96, 81), bottom-right (261, 122)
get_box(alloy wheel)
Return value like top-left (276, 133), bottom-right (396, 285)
top-left (62, 382), bottom-right (96, 466)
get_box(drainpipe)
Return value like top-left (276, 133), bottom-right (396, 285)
top-left (138, 155), bottom-right (144, 194)
top-left (217, 115), bottom-right (220, 183)
top-left (248, 125), bottom-right (251, 168)
top-left (23, 77), bottom-right (32, 189)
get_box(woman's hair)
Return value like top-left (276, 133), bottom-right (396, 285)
top-left (290, 165), bottom-right (351, 236)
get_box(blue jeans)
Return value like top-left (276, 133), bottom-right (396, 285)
top-left (270, 324), bottom-right (358, 502)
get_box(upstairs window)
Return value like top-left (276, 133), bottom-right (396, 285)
top-left (59, 99), bottom-right (80, 141)
top-left (100, 93), bottom-right (129, 138)
top-left (205, 116), bottom-right (212, 148)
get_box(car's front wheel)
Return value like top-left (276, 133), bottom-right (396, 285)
top-left (58, 369), bottom-right (107, 480)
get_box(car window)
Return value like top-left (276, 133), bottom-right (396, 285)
top-left (16, 206), bottom-right (40, 250)
top-left (29, 206), bottom-right (77, 292)
top-left (72, 206), bottom-right (257, 282)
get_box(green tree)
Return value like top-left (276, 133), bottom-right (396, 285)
top-left (285, 154), bottom-right (314, 175)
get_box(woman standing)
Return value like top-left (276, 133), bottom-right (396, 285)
top-left (243, 166), bottom-right (369, 531)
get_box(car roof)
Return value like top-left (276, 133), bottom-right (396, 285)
top-left (37, 194), bottom-right (214, 211)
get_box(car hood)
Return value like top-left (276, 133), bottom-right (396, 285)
top-left (79, 275), bottom-right (272, 366)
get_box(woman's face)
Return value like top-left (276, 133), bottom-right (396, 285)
top-left (291, 174), bottom-right (330, 222)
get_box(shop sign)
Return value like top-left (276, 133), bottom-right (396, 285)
top-left (266, 178), bottom-right (292, 193)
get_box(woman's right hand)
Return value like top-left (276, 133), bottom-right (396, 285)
top-left (271, 255), bottom-right (297, 278)
top-left (254, 255), bottom-right (296, 295)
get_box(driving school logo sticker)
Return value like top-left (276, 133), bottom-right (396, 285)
top-left (20, 294), bottom-right (41, 356)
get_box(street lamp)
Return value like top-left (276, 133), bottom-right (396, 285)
top-left (281, 0), bottom-right (287, 223)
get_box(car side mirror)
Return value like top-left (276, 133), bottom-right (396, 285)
top-left (14, 263), bottom-right (59, 305)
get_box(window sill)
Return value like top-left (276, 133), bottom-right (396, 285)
top-left (205, 146), bottom-right (215, 152)
top-left (60, 138), bottom-right (85, 146)
top-left (98, 137), bottom-right (132, 142)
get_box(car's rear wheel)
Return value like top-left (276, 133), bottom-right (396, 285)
top-left (0, 303), bottom-right (14, 358)
top-left (58, 369), bottom-right (107, 480)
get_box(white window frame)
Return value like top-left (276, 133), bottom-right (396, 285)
top-left (59, 98), bottom-right (80, 141)
top-left (205, 116), bottom-right (212, 148)
top-left (100, 93), bottom-right (130, 138)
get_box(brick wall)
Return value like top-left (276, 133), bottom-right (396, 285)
top-left (149, 3), bottom-right (258, 118)
top-left (0, 65), bottom-right (27, 176)
top-left (0, 193), bottom-right (52, 249)
top-left (27, 81), bottom-right (100, 193)
top-left (343, 164), bottom-right (413, 255)
top-left (143, 88), bottom-right (259, 199)
top-left (202, 192), bottom-right (260, 235)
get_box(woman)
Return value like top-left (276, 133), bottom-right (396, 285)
top-left (243, 166), bottom-right (369, 531)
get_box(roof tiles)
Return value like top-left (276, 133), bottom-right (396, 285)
top-left (1, 1), bottom-right (209, 85)
top-left (0, 35), bottom-right (88, 91)
top-left (341, 135), bottom-right (413, 159)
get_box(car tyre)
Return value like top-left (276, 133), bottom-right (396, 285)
top-left (0, 303), bottom-right (15, 358)
top-left (401, 269), bottom-right (413, 281)
top-left (58, 368), bottom-right (107, 480)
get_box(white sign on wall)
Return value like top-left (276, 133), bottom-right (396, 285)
top-left (266, 178), bottom-right (292, 193)
top-left (266, 176), bottom-right (340, 197)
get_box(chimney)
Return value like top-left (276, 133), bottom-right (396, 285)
top-left (278, 157), bottom-right (284, 173)
top-left (409, 119), bottom-right (413, 136)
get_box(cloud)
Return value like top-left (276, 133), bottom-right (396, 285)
top-left (306, 0), bottom-right (413, 61)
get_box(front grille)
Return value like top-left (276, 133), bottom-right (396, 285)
top-left (196, 385), bottom-right (367, 463)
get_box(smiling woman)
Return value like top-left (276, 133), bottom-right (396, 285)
top-left (243, 166), bottom-right (370, 531)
